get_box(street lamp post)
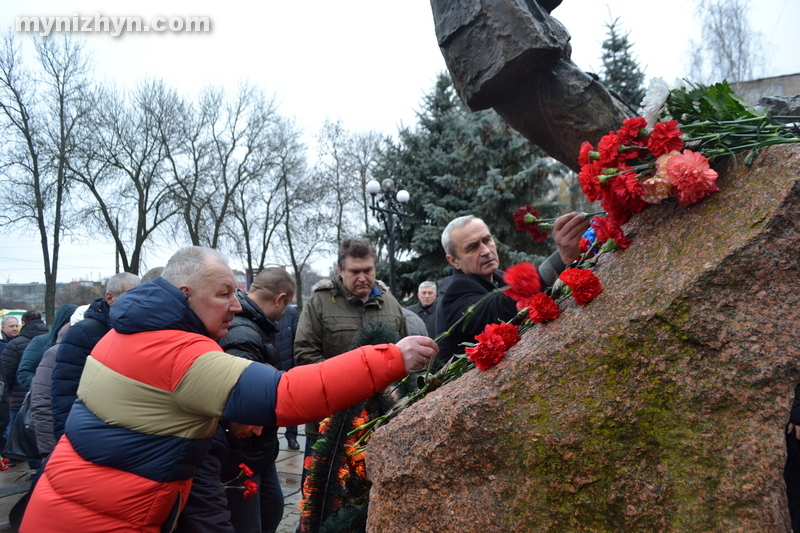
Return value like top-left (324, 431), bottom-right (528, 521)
top-left (366, 178), bottom-right (410, 297)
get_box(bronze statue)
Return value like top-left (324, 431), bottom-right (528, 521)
top-left (430, 0), bottom-right (634, 171)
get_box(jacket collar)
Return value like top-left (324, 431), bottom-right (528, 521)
top-left (451, 267), bottom-right (506, 289)
top-left (333, 276), bottom-right (385, 305)
top-left (109, 277), bottom-right (211, 337)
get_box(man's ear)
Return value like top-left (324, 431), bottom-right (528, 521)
top-left (445, 254), bottom-right (460, 270)
top-left (180, 286), bottom-right (190, 298)
top-left (104, 291), bottom-right (116, 306)
top-left (274, 292), bottom-right (287, 306)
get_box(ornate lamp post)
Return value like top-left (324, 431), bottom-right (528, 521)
top-left (366, 178), bottom-right (410, 296)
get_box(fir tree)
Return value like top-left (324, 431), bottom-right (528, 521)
top-left (371, 73), bottom-right (569, 297)
top-left (600, 17), bottom-right (646, 110)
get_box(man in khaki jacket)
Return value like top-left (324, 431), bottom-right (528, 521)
top-left (294, 237), bottom-right (408, 477)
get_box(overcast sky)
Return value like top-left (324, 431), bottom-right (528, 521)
top-left (0, 0), bottom-right (798, 284)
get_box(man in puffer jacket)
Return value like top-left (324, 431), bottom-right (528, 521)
top-left (20, 246), bottom-right (437, 533)
top-left (50, 272), bottom-right (140, 439)
top-left (30, 306), bottom-right (87, 456)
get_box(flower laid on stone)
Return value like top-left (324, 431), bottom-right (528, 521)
top-left (558, 268), bottom-right (603, 306)
top-left (591, 216), bottom-right (631, 250)
top-left (347, 81), bottom-right (800, 466)
top-left (465, 322), bottom-right (520, 371)
top-left (577, 80), bottom-right (799, 232)
top-left (0, 457), bottom-right (9, 472)
top-left (520, 292), bottom-right (561, 324)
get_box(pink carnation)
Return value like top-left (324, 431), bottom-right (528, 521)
top-left (664, 150), bottom-right (719, 206)
top-left (640, 176), bottom-right (673, 204)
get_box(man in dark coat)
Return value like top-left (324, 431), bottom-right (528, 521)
top-left (407, 281), bottom-right (438, 336)
top-left (434, 213), bottom-right (589, 362)
top-left (0, 315), bottom-right (20, 354)
top-left (0, 314), bottom-right (19, 449)
top-left (275, 304), bottom-right (300, 450)
top-left (50, 272), bottom-right (140, 439)
top-left (2, 310), bottom-right (49, 431)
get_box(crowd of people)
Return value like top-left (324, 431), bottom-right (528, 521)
top-left (0, 210), bottom-right (794, 531)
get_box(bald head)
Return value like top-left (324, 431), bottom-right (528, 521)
top-left (164, 246), bottom-right (242, 339)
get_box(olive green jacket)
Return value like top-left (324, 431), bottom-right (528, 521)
top-left (294, 276), bottom-right (408, 437)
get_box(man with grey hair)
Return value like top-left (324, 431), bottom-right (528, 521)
top-left (1, 315), bottom-right (20, 342)
top-left (50, 271), bottom-right (141, 439)
top-left (140, 266), bottom-right (164, 282)
top-left (21, 246), bottom-right (437, 532)
top-left (435, 212), bottom-right (589, 362)
top-left (407, 281), bottom-right (438, 336)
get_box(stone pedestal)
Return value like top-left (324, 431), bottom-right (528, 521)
top-left (366, 144), bottom-right (800, 532)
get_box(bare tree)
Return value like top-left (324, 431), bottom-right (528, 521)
top-left (688, 0), bottom-right (766, 84)
top-left (70, 79), bottom-right (177, 274)
top-left (227, 167), bottom-right (285, 277)
top-left (167, 83), bottom-right (278, 250)
top-left (274, 117), bottom-right (334, 309)
top-left (156, 84), bottom-right (214, 246)
top-left (347, 130), bottom-right (383, 234)
top-left (0, 33), bottom-right (91, 321)
top-left (314, 120), bottom-right (362, 244)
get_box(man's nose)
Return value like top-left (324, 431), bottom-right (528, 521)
top-left (251, 426), bottom-right (263, 436)
top-left (231, 297), bottom-right (242, 313)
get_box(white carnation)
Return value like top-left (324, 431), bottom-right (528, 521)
top-left (640, 77), bottom-right (671, 128)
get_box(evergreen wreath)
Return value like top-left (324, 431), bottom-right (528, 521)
top-left (298, 321), bottom-right (401, 533)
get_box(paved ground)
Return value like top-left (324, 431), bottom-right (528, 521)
top-left (0, 428), bottom-right (306, 532)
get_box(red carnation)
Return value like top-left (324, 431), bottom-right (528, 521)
top-left (522, 293), bottom-right (561, 324)
top-left (465, 331), bottom-right (506, 371)
top-left (608, 170), bottom-right (647, 214)
top-left (598, 131), bottom-right (622, 166)
top-left (648, 119), bottom-right (684, 157)
top-left (578, 141), bottom-right (595, 167)
top-left (513, 205), bottom-right (549, 242)
top-left (239, 463), bottom-right (254, 478)
top-left (600, 193), bottom-right (632, 226)
top-left (664, 149), bottom-right (719, 206)
top-left (559, 268), bottom-right (603, 306)
top-left (243, 479), bottom-right (258, 499)
top-left (617, 116), bottom-right (648, 145)
top-left (578, 161), bottom-right (604, 203)
top-left (503, 262), bottom-right (541, 302)
top-left (579, 237), bottom-right (595, 257)
top-left (591, 216), bottom-right (631, 248)
top-left (488, 321), bottom-right (520, 350)
top-left (466, 322), bottom-right (521, 371)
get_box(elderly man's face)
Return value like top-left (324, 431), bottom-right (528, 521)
top-left (2, 317), bottom-right (19, 339)
top-left (182, 259), bottom-right (242, 340)
top-left (418, 286), bottom-right (436, 307)
top-left (446, 219), bottom-right (499, 280)
top-left (339, 255), bottom-right (376, 302)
